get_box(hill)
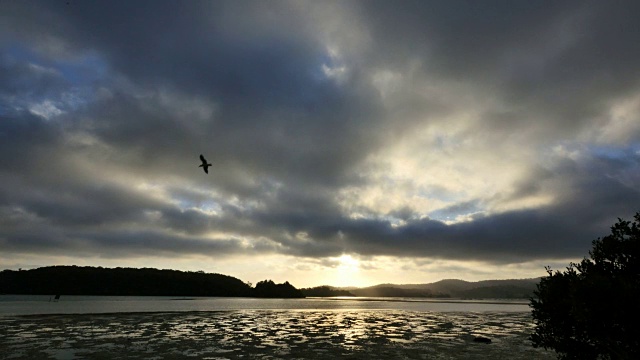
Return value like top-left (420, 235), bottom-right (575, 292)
top-left (0, 266), bottom-right (303, 298)
top-left (338, 278), bottom-right (540, 299)
top-left (0, 266), bottom-right (541, 299)
top-left (349, 285), bottom-right (450, 298)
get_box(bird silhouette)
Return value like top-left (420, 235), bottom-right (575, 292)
top-left (199, 154), bottom-right (212, 174)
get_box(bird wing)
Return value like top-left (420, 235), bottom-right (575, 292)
top-left (200, 154), bottom-right (206, 163)
top-left (204, 167), bottom-right (209, 174)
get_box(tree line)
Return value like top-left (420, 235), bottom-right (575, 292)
top-left (0, 266), bottom-right (303, 298)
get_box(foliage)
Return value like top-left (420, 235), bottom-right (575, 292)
top-left (530, 213), bottom-right (640, 359)
top-left (0, 266), bottom-right (303, 298)
top-left (253, 280), bottom-right (304, 298)
top-left (301, 286), bottom-right (355, 297)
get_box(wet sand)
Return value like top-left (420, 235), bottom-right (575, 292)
top-left (0, 310), bottom-right (555, 359)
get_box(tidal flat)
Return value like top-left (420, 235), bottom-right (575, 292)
top-left (0, 310), bottom-right (555, 359)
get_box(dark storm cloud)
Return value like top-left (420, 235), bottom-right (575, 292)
top-left (358, 0), bottom-right (640, 137)
top-left (1, 1), bottom-right (639, 266)
top-left (2, 0), bottom-right (385, 188)
top-left (0, 216), bottom-right (278, 258)
top-left (0, 51), bottom-right (63, 103)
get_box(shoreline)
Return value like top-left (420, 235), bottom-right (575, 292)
top-left (1, 294), bottom-right (529, 303)
top-left (0, 295), bottom-right (532, 317)
top-left (308, 296), bottom-right (530, 305)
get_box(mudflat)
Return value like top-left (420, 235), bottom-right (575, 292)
top-left (0, 310), bottom-right (555, 359)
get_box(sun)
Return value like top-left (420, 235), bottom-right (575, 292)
top-left (337, 254), bottom-right (359, 269)
top-left (331, 254), bottom-right (362, 287)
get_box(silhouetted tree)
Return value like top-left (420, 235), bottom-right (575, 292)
top-left (530, 213), bottom-right (640, 359)
top-left (252, 280), bottom-right (304, 298)
top-left (0, 266), bottom-right (253, 297)
top-left (301, 286), bottom-right (355, 297)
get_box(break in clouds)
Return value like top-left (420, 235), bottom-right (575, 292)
top-left (1, 1), bottom-right (639, 271)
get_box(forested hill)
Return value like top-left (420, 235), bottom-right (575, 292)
top-left (0, 266), bottom-right (303, 298)
top-left (344, 278), bottom-right (541, 299)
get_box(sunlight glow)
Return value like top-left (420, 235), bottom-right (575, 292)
top-left (337, 254), bottom-right (359, 269)
top-left (329, 254), bottom-right (362, 287)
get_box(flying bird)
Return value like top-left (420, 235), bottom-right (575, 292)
top-left (199, 154), bottom-right (212, 174)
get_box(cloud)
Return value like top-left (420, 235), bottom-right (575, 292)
top-left (0, 1), bottom-right (638, 278)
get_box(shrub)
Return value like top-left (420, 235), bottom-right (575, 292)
top-left (530, 213), bottom-right (640, 359)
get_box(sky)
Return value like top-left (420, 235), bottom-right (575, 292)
top-left (1, 0), bottom-right (639, 288)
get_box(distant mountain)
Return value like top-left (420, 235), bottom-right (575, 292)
top-left (335, 278), bottom-right (541, 299)
top-left (457, 284), bottom-right (537, 299)
top-left (394, 279), bottom-right (474, 293)
top-left (0, 266), bottom-right (304, 298)
top-left (348, 285), bottom-right (450, 298)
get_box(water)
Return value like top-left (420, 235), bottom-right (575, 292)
top-left (0, 296), bottom-right (554, 359)
top-left (0, 295), bottom-right (530, 316)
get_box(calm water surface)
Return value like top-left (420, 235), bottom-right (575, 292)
top-left (0, 295), bottom-right (530, 315)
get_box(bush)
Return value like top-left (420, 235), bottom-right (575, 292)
top-left (530, 213), bottom-right (640, 359)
